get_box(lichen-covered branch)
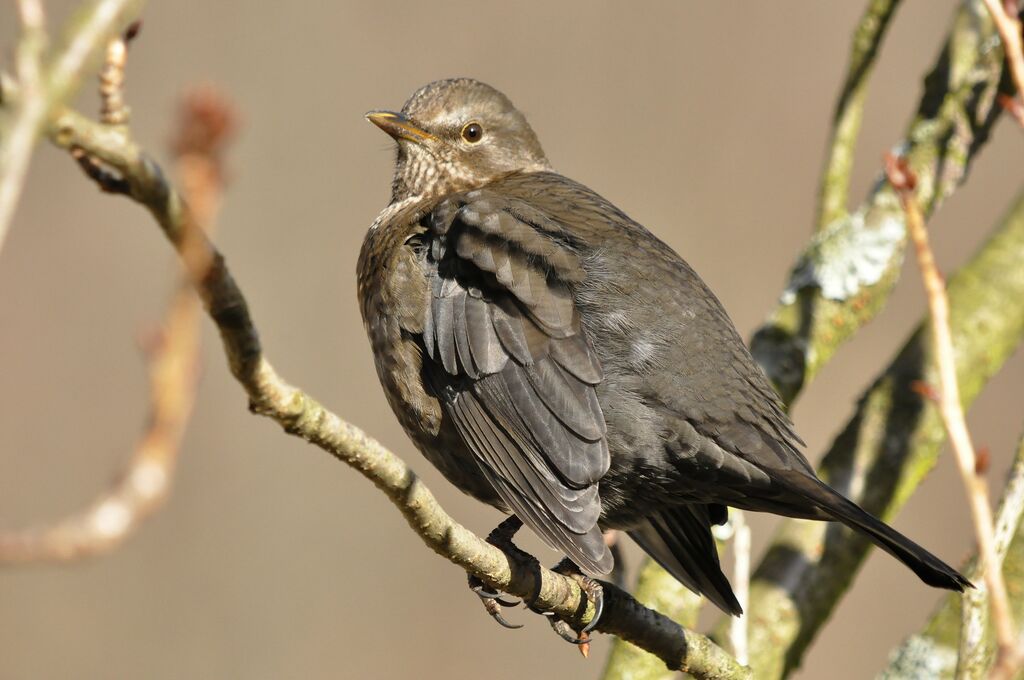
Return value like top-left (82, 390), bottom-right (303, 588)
top-left (42, 107), bottom-right (750, 680)
top-left (0, 0), bottom-right (142, 255)
top-left (751, 0), bottom-right (1007, 405)
top-left (608, 3), bottom-right (1009, 676)
top-left (730, 189), bottom-right (1024, 678)
top-left (602, 558), bottom-right (706, 680)
top-left (982, 0), bottom-right (1024, 127)
top-left (816, 0), bottom-right (903, 232)
top-left (883, 429), bottom-right (1024, 679)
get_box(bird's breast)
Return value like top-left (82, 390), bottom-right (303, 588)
top-left (358, 217), bottom-right (439, 438)
top-left (357, 210), bottom-right (504, 508)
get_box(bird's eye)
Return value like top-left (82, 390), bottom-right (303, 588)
top-left (461, 122), bottom-right (484, 144)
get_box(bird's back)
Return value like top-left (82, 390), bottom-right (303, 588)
top-left (481, 171), bottom-right (815, 492)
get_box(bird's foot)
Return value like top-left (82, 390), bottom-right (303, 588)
top-left (535, 558), bottom-right (605, 657)
top-left (466, 515), bottom-right (537, 630)
top-left (468, 574), bottom-right (523, 629)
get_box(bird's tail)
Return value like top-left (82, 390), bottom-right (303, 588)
top-left (628, 504), bottom-right (743, 615)
top-left (777, 471), bottom-right (971, 591)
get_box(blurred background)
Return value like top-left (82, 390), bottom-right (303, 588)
top-left (1, 2), bottom-right (1022, 678)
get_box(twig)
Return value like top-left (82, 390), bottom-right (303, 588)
top-left (751, 0), bottom-right (1009, 405)
top-left (622, 2), bottom-right (1012, 672)
top-left (732, 3), bottom-right (1015, 673)
top-left (0, 0), bottom-right (48, 256)
top-left (42, 108), bottom-right (750, 680)
top-left (982, 432), bottom-right (1024, 679)
top-left (983, 0), bottom-right (1024, 128)
top-left (730, 187), bottom-right (1024, 679)
top-left (0, 0), bottom-right (142, 257)
top-left (729, 510), bottom-right (751, 667)
top-left (883, 429), bottom-right (1024, 678)
top-left (816, 0), bottom-right (902, 231)
top-left (98, 20), bottom-right (136, 125)
top-left (884, 153), bottom-right (1017, 679)
top-left (0, 35), bottom-right (236, 563)
top-left (993, 434), bottom-right (1024, 576)
top-left (0, 288), bottom-right (199, 562)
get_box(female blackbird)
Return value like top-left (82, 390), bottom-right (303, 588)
top-left (357, 78), bottom-right (968, 617)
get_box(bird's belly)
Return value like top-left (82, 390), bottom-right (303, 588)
top-left (596, 451), bottom-right (691, 529)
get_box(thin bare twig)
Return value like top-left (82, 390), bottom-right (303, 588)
top-left (983, 0), bottom-right (1024, 128)
top-left (729, 510), bottom-right (751, 667)
top-left (982, 432), bottom-right (1024, 678)
top-left (883, 428), bottom-right (1024, 678)
top-left (0, 32), bottom-right (236, 563)
top-left (0, 0), bottom-right (141, 257)
top-left (0, 0), bottom-right (47, 255)
top-left (0, 288), bottom-right (199, 562)
top-left (993, 433), bottom-right (1024, 571)
top-left (884, 153), bottom-right (1018, 679)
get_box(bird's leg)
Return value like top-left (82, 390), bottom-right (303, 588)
top-left (535, 558), bottom-right (605, 655)
top-left (467, 515), bottom-right (537, 630)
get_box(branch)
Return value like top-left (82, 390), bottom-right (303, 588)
top-left (816, 0), bottom-right (903, 232)
top-left (0, 35), bottom-right (237, 562)
top-left (43, 108), bottom-right (750, 680)
top-left (614, 3), bottom-right (1011, 674)
top-left (750, 0), bottom-right (1009, 405)
top-left (729, 188), bottom-right (1024, 678)
top-left (885, 153), bottom-right (1018, 679)
top-left (602, 555), bottom-right (706, 680)
top-left (983, 0), bottom-right (1024, 127)
top-left (0, 0), bottom-right (142, 255)
top-left (883, 429), bottom-right (1024, 679)
top-left (0, 282), bottom-right (199, 562)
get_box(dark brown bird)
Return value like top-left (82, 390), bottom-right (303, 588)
top-left (357, 78), bottom-right (968, 620)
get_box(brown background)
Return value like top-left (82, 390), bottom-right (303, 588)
top-left (2, 2), bottom-right (1022, 678)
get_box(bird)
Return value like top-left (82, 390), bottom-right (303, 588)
top-left (357, 78), bottom-right (969, 627)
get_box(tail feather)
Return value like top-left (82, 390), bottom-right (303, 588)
top-left (629, 504), bottom-right (743, 616)
top-left (776, 471), bottom-right (971, 591)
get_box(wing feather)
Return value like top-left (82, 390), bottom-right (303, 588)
top-left (417, 190), bottom-right (612, 573)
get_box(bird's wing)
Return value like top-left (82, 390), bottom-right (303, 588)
top-left (418, 189), bottom-right (612, 574)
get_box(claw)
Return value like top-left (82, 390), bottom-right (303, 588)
top-left (481, 595), bottom-right (524, 629)
top-left (542, 558), bottom-right (605, 650)
top-left (580, 582), bottom-right (604, 635)
top-left (547, 616), bottom-right (589, 645)
top-left (471, 583), bottom-right (521, 608)
top-left (468, 573), bottom-right (523, 629)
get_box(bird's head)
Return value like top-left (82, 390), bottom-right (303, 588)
top-left (367, 78), bottom-right (550, 202)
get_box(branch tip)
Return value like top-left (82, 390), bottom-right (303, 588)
top-left (883, 151), bottom-right (917, 194)
top-left (123, 19), bottom-right (142, 44)
top-left (977, 446), bottom-right (992, 476)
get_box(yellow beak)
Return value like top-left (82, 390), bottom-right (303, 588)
top-left (365, 110), bottom-right (435, 145)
